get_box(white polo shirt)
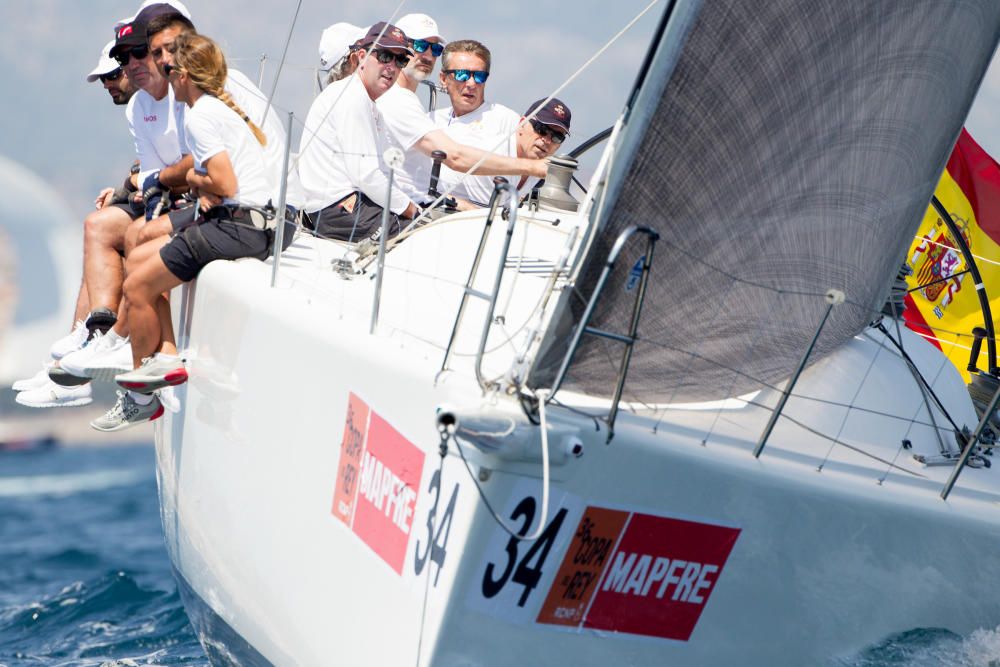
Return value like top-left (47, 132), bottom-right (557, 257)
top-left (431, 103), bottom-right (520, 206)
top-left (377, 84), bottom-right (437, 204)
top-left (225, 69), bottom-right (288, 204)
top-left (297, 76), bottom-right (412, 214)
top-left (128, 86), bottom-right (187, 186)
top-left (184, 95), bottom-right (271, 208)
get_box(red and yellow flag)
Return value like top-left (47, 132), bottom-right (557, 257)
top-left (904, 129), bottom-right (1000, 382)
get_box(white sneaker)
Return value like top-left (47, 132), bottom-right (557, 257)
top-left (116, 354), bottom-right (187, 394)
top-left (11, 362), bottom-right (54, 392)
top-left (15, 380), bottom-right (93, 408)
top-left (62, 334), bottom-right (133, 381)
top-left (49, 320), bottom-right (89, 360)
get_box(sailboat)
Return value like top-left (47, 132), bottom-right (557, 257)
top-left (156, 1), bottom-right (1000, 664)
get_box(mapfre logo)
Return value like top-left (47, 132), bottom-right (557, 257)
top-left (537, 508), bottom-right (740, 641)
top-left (118, 24), bottom-right (133, 39)
top-left (331, 393), bottom-right (426, 574)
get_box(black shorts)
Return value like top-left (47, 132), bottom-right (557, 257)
top-left (160, 217), bottom-right (271, 282)
top-left (168, 203), bottom-right (198, 232)
top-left (110, 199), bottom-right (144, 218)
top-left (304, 192), bottom-right (402, 243)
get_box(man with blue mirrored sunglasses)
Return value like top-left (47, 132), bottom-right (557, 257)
top-left (377, 15), bottom-right (549, 208)
top-left (430, 40), bottom-right (526, 207)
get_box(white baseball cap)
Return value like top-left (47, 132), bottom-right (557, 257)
top-left (395, 14), bottom-right (444, 43)
top-left (319, 22), bottom-right (365, 69)
top-left (86, 41), bottom-right (120, 82)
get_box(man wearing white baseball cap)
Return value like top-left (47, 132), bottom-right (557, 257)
top-left (87, 40), bottom-right (135, 105)
top-left (317, 22), bottom-right (366, 89)
top-left (377, 15), bottom-right (548, 208)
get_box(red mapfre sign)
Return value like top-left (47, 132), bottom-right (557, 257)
top-left (332, 393), bottom-right (425, 574)
top-left (537, 507), bottom-right (740, 641)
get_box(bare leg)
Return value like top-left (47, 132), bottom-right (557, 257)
top-left (83, 207), bottom-right (133, 313)
top-left (122, 236), bottom-right (180, 368)
top-left (154, 294), bottom-right (177, 356)
top-left (72, 280), bottom-right (89, 324)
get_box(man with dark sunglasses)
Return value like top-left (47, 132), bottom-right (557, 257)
top-left (87, 41), bottom-right (135, 106)
top-left (299, 22), bottom-right (421, 241)
top-left (376, 16), bottom-right (549, 208)
top-left (515, 98), bottom-right (572, 179)
top-left (430, 40), bottom-right (527, 207)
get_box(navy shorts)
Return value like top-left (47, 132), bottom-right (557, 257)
top-left (110, 199), bottom-right (144, 218)
top-left (168, 203), bottom-right (198, 232)
top-left (160, 218), bottom-right (271, 282)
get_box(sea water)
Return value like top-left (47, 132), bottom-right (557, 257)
top-left (1, 442), bottom-right (1000, 667)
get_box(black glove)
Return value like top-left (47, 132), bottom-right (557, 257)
top-left (142, 171), bottom-right (166, 220)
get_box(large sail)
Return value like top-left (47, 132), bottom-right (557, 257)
top-left (528, 0), bottom-right (1000, 403)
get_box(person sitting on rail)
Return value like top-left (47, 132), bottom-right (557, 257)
top-left (92, 33), bottom-right (280, 431)
top-left (376, 14), bottom-right (549, 210)
top-left (298, 22), bottom-right (420, 241)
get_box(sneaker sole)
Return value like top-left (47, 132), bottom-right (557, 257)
top-left (118, 369), bottom-right (188, 393)
top-left (48, 368), bottom-right (91, 387)
top-left (90, 403), bottom-right (164, 432)
top-left (16, 395), bottom-right (93, 409)
top-left (86, 365), bottom-right (135, 382)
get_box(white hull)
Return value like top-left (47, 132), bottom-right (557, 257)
top-left (156, 215), bottom-right (1000, 665)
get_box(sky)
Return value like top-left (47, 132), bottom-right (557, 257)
top-left (1, 1), bottom-right (1000, 218)
top-left (0, 0), bottom-right (660, 217)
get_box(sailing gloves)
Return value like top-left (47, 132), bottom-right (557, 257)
top-left (142, 171), bottom-right (167, 220)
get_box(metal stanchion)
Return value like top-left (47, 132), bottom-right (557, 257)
top-left (270, 111), bottom-right (294, 288)
top-left (370, 147), bottom-right (404, 333)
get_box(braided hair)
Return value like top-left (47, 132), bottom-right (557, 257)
top-left (173, 33), bottom-right (267, 146)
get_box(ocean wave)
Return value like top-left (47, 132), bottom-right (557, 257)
top-left (0, 469), bottom-right (147, 499)
top-left (0, 570), bottom-right (203, 667)
top-left (841, 626), bottom-right (1000, 666)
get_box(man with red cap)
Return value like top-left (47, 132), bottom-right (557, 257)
top-left (298, 22), bottom-right (420, 241)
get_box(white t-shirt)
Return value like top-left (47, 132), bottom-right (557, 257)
top-left (377, 84), bottom-right (436, 203)
top-left (297, 76), bottom-right (412, 214)
top-left (183, 94), bottom-right (271, 207)
top-left (225, 69), bottom-right (288, 204)
top-left (128, 86), bottom-right (187, 186)
top-left (431, 103), bottom-right (520, 206)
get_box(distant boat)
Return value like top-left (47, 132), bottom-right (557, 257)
top-left (155, 1), bottom-right (1000, 664)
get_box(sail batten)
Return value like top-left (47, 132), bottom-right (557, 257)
top-left (529, 0), bottom-right (1000, 402)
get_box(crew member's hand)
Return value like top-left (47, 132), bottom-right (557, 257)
top-left (199, 192), bottom-right (223, 211)
top-left (95, 188), bottom-right (114, 209)
top-left (529, 159), bottom-right (548, 179)
top-left (141, 171), bottom-right (166, 220)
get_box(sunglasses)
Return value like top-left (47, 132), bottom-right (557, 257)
top-left (411, 39), bottom-right (444, 57)
top-left (372, 49), bottom-right (410, 68)
top-left (530, 119), bottom-right (566, 144)
top-left (163, 63), bottom-right (179, 77)
top-left (99, 68), bottom-right (124, 83)
top-left (114, 43), bottom-right (149, 66)
top-left (443, 69), bottom-right (489, 84)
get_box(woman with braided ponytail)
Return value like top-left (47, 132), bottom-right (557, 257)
top-left (102, 33), bottom-right (280, 428)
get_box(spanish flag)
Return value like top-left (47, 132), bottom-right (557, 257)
top-left (904, 129), bottom-right (1000, 382)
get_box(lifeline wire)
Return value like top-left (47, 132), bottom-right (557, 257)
top-left (260, 0), bottom-right (303, 129)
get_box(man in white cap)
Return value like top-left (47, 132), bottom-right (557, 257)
top-left (376, 15), bottom-right (548, 209)
top-left (317, 22), bottom-right (365, 89)
top-left (87, 40), bottom-right (136, 106)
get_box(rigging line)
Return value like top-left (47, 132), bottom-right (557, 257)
top-left (261, 0), bottom-right (303, 129)
top-left (449, 392), bottom-right (554, 541)
top-left (817, 324), bottom-right (886, 471)
top-left (637, 335), bottom-right (962, 435)
top-left (906, 269), bottom-right (970, 294)
top-left (874, 321), bottom-right (962, 435)
top-left (741, 397), bottom-right (927, 479)
top-left (290, 4), bottom-right (407, 173)
top-left (393, 0), bottom-right (664, 239)
top-left (916, 236), bottom-right (1000, 268)
top-left (414, 443), bottom-right (447, 667)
